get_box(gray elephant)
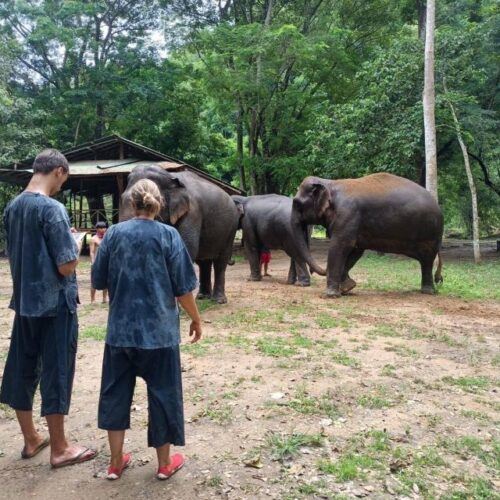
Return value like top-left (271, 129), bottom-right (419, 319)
top-left (120, 165), bottom-right (239, 304)
top-left (291, 173), bottom-right (444, 297)
top-left (232, 194), bottom-right (325, 286)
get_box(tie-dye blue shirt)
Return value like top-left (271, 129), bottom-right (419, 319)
top-left (91, 219), bottom-right (197, 349)
top-left (4, 192), bottom-right (79, 317)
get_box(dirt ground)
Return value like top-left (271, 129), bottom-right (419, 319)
top-left (0, 240), bottom-right (498, 499)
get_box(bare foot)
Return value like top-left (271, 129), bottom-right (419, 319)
top-left (51, 445), bottom-right (97, 468)
top-left (264, 273), bottom-right (272, 277)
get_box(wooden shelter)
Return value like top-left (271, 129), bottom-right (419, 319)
top-left (0, 135), bottom-right (243, 229)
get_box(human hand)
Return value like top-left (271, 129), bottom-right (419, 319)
top-left (189, 320), bottom-right (202, 344)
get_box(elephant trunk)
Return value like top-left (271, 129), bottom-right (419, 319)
top-left (290, 214), bottom-right (326, 276)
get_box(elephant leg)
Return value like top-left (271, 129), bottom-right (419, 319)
top-left (212, 257), bottom-right (229, 304)
top-left (340, 249), bottom-right (364, 294)
top-left (325, 237), bottom-right (355, 298)
top-left (420, 255), bottom-right (436, 294)
top-left (197, 260), bottom-right (212, 300)
top-left (286, 259), bottom-right (297, 285)
top-left (294, 260), bottom-right (311, 287)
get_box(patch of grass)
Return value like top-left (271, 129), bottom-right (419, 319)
top-left (369, 324), bottom-right (399, 338)
top-left (181, 341), bottom-right (208, 357)
top-left (222, 390), bottom-right (239, 400)
top-left (216, 308), bottom-right (283, 332)
top-left (226, 334), bottom-right (252, 350)
top-left (384, 344), bottom-right (419, 358)
top-left (356, 253), bottom-right (500, 300)
top-left (291, 333), bottom-right (314, 349)
top-left (196, 401), bottom-right (234, 425)
top-left (368, 430), bottom-right (391, 452)
top-left (357, 394), bottom-right (392, 409)
top-left (315, 312), bottom-right (350, 329)
top-left (257, 337), bottom-right (298, 357)
top-left (425, 414), bottom-right (443, 428)
top-left (250, 375), bottom-right (263, 383)
top-left (331, 350), bottom-right (360, 367)
top-left (267, 432), bottom-right (323, 461)
top-left (441, 477), bottom-right (497, 500)
top-left (381, 364), bottom-right (397, 377)
top-left (460, 409), bottom-right (491, 422)
top-left (439, 436), bottom-right (499, 470)
top-left (318, 454), bottom-right (377, 482)
top-left (81, 325), bottom-right (107, 340)
top-left (442, 376), bottom-right (490, 392)
top-left (286, 386), bottom-right (339, 419)
top-left (199, 300), bottom-right (220, 313)
top-left (206, 475), bottom-right (223, 487)
top-left (414, 446), bottom-right (446, 467)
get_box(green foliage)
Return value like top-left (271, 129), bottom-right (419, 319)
top-left (0, 0), bottom-right (498, 234)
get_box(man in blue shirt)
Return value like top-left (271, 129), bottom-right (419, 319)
top-left (0, 149), bottom-right (96, 467)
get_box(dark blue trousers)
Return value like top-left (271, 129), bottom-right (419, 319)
top-left (0, 294), bottom-right (78, 416)
top-left (98, 344), bottom-right (185, 448)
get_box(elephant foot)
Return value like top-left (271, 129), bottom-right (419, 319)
top-left (324, 288), bottom-right (342, 299)
top-left (212, 294), bottom-right (228, 304)
top-left (196, 292), bottom-right (212, 300)
top-left (286, 278), bottom-right (297, 285)
top-left (340, 277), bottom-right (357, 295)
top-left (421, 285), bottom-right (436, 295)
top-left (295, 280), bottom-right (311, 287)
top-left (247, 275), bottom-right (262, 282)
top-left (227, 259), bottom-right (235, 266)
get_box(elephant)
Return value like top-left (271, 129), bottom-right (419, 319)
top-left (120, 165), bottom-right (239, 304)
top-left (231, 194), bottom-right (325, 286)
top-left (291, 173), bottom-right (444, 298)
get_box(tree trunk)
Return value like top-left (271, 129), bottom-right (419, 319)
top-left (423, 0), bottom-right (438, 201)
top-left (443, 78), bottom-right (481, 263)
top-left (236, 102), bottom-right (246, 191)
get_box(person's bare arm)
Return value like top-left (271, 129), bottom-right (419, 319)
top-left (177, 291), bottom-right (202, 343)
top-left (89, 239), bottom-right (96, 263)
top-left (58, 260), bottom-right (78, 276)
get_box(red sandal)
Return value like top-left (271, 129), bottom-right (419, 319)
top-left (157, 453), bottom-right (184, 480)
top-left (107, 453), bottom-right (132, 480)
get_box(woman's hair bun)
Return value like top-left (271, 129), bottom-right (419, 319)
top-left (130, 179), bottom-right (164, 215)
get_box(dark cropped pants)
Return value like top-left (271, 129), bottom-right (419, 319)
top-left (0, 295), bottom-right (78, 416)
top-left (98, 344), bottom-right (185, 448)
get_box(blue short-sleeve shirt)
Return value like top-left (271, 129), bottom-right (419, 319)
top-left (4, 192), bottom-right (79, 317)
top-left (91, 219), bottom-right (198, 349)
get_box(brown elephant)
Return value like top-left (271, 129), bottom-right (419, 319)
top-left (291, 173), bottom-right (444, 297)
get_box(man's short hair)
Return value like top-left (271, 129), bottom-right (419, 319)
top-left (95, 221), bottom-right (107, 229)
top-left (33, 149), bottom-right (69, 174)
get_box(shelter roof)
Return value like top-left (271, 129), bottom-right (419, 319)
top-left (0, 134), bottom-right (243, 195)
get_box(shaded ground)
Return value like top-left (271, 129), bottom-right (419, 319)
top-left (0, 240), bottom-right (498, 499)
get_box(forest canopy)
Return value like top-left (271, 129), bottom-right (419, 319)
top-left (0, 0), bottom-right (498, 235)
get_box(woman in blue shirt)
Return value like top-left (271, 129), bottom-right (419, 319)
top-left (92, 178), bottom-right (202, 480)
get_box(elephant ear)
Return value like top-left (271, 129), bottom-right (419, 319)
top-left (311, 182), bottom-right (331, 218)
top-left (167, 177), bottom-right (190, 225)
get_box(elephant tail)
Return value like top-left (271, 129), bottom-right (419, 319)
top-left (434, 251), bottom-right (443, 284)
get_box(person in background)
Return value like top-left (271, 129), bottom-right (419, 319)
top-left (90, 221), bottom-right (108, 304)
top-left (260, 244), bottom-right (272, 277)
top-left (0, 148), bottom-right (96, 468)
top-left (92, 179), bottom-right (202, 481)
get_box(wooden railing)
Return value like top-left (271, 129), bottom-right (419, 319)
top-left (68, 209), bottom-right (119, 230)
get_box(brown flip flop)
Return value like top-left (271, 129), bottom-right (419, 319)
top-left (51, 447), bottom-right (97, 469)
top-left (21, 437), bottom-right (50, 459)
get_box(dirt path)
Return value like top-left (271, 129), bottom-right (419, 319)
top-left (0, 242), bottom-right (498, 499)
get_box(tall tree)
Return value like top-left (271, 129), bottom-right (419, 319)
top-left (423, 0), bottom-right (438, 200)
